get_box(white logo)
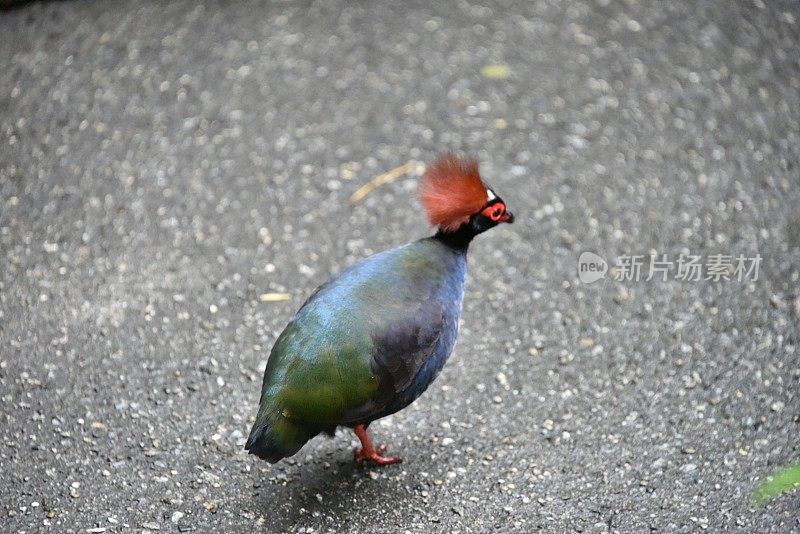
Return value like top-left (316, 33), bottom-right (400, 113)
top-left (578, 251), bottom-right (608, 284)
top-left (577, 251), bottom-right (761, 284)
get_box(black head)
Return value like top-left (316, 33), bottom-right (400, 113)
top-left (470, 189), bottom-right (515, 233)
top-left (435, 188), bottom-right (514, 250)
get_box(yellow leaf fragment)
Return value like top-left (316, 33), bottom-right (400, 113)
top-left (480, 64), bottom-right (511, 79)
top-left (258, 293), bottom-right (291, 302)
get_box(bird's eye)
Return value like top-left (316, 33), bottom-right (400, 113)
top-left (481, 202), bottom-right (505, 222)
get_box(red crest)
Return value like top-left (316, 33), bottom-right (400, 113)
top-left (418, 154), bottom-right (489, 232)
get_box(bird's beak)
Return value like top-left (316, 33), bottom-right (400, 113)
top-left (501, 211), bottom-right (514, 224)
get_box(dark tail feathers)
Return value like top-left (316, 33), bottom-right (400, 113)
top-left (245, 414), bottom-right (317, 463)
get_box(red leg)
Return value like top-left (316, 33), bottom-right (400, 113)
top-left (353, 424), bottom-right (402, 466)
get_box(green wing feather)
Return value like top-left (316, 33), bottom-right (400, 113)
top-left (255, 318), bottom-right (379, 429)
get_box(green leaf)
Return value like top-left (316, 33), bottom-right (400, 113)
top-left (755, 462), bottom-right (800, 503)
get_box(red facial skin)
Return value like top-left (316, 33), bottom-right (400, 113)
top-left (481, 202), bottom-right (511, 223)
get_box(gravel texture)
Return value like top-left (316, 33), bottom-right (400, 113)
top-left (1, 0), bottom-right (799, 532)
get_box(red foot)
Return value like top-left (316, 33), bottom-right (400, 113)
top-left (354, 446), bottom-right (402, 465)
top-left (353, 424), bottom-right (402, 466)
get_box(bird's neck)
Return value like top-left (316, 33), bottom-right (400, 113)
top-left (433, 223), bottom-right (478, 252)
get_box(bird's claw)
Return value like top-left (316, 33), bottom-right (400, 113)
top-left (354, 446), bottom-right (402, 466)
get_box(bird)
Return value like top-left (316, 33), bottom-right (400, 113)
top-left (245, 153), bottom-right (514, 465)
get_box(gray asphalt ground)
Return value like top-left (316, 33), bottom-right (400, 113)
top-left (2, 0), bottom-right (799, 532)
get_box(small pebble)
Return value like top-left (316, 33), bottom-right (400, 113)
top-left (495, 372), bottom-right (509, 389)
